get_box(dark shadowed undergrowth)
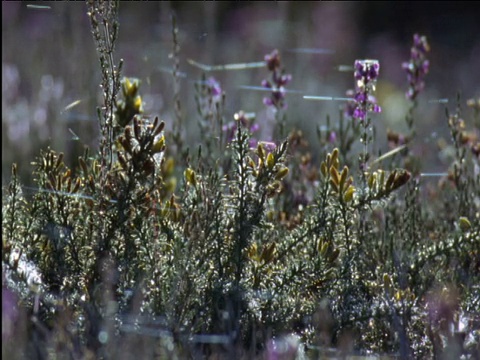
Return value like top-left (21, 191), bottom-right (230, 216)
top-left (2, 2), bottom-right (479, 359)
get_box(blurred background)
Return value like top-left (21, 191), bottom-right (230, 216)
top-left (3, 1), bottom-right (480, 185)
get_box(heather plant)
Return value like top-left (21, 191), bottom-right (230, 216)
top-left (261, 49), bottom-right (292, 139)
top-left (2, 2), bottom-right (480, 360)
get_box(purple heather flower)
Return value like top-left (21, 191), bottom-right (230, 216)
top-left (197, 76), bottom-right (223, 123)
top-left (262, 49), bottom-right (292, 110)
top-left (223, 111), bottom-right (260, 143)
top-left (206, 77), bottom-right (222, 100)
top-left (352, 59), bottom-right (382, 122)
top-left (402, 34), bottom-right (430, 101)
top-left (250, 123), bottom-right (260, 133)
top-left (354, 59), bottom-right (380, 83)
top-left (328, 131), bottom-right (337, 143)
top-left (260, 141), bottom-right (277, 152)
top-left (265, 49), bottom-right (281, 71)
top-left (344, 89), bottom-right (357, 118)
top-left (274, 73), bottom-right (292, 87)
top-left (354, 59), bottom-right (380, 88)
top-left (263, 96), bottom-right (274, 107)
top-left (413, 33), bottom-right (430, 55)
top-left (222, 122), bottom-right (237, 142)
top-left (249, 138), bottom-right (259, 148)
top-left (201, 76), bottom-right (223, 107)
top-left (261, 79), bottom-right (271, 89)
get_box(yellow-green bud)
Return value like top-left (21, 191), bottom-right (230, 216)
top-left (275, 167), bottom-right (289, 180)
top-left (343, 185), bottom-right (355, 203)
top-left (152, 135), bottom-right (165, 153)
top-left (267, 153), bottom-right (275, 170)
top-left (184, 168), bottom-right (197, 187)
top-left (458, 217), bottom-right (471, 232)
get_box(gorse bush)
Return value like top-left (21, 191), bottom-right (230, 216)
top-left (2, 2), bottom-right (480, 359)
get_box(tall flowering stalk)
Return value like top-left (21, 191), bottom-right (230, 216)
top-left (353, 59), bottom-right (381, 175)
top-left (195, 75), bottom-right (225, 151)
top-left (402, 34), bottom-right (430, 136)
top-left (353, 60), bottom-right (381, 122)
top-left (262, 49), bottom-right (292, 139)
top-left (402, 34), bottom-right (430, 102)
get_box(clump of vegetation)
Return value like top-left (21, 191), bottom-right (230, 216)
top-left (3, 2), bottom-right (479, 359)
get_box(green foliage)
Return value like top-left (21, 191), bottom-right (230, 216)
top-left (2, 2), bottom-right (479, 359)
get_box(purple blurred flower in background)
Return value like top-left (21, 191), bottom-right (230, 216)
top-left (262, 49), bottom-right (292, 110)
top-left (265, 49), bottom-right (281, 71)
top-left (328, 131), bottom-right (337, 143)
top-left (2, 276), bottom-right (19, 342)
top-left (343, 89), bottom-right (357, 119)
top-left (266, 334), bottom-right (299, 360)
top-left (206, 76), bottom-right (222, 103)
top-left (402, 34), bottom-right (430, 101)
top-left (352, 59), bottom-right (381, 121)
top-left (197, 76), bottom-right (223, 115)
top-left (260, 141), bottom-right (277, 152)
top-left (222, 111), bottom-right (260, 147)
